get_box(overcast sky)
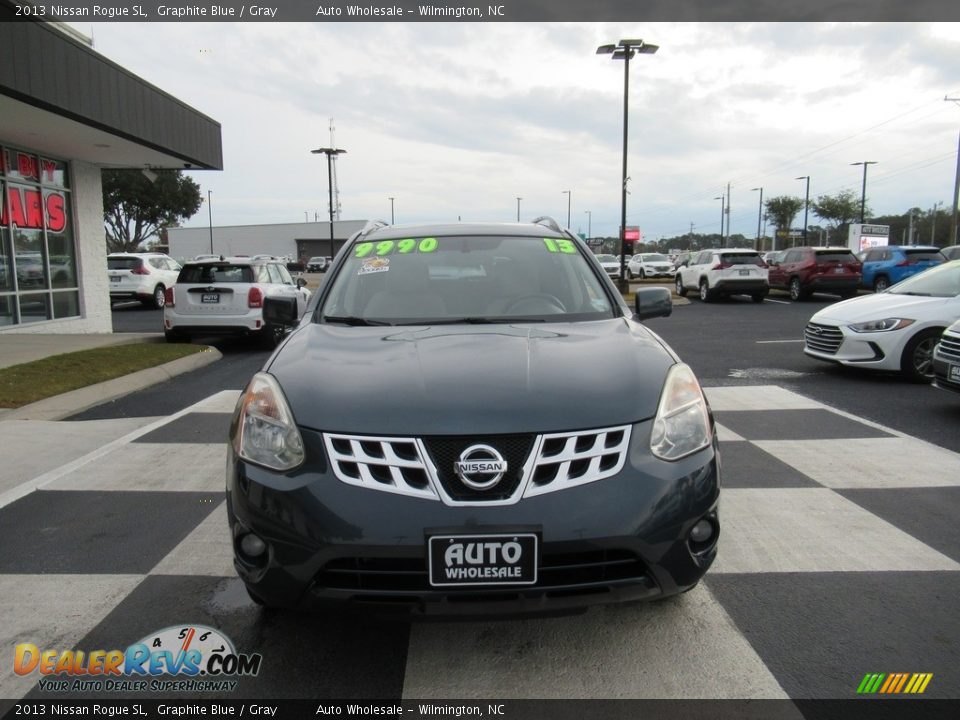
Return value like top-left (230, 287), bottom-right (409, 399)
top-left (79, 21), bottom-right (959, 241)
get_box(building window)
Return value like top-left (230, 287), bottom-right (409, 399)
top-left (0, 145), bottom-right (78, 326)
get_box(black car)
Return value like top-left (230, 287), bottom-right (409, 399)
top-left (306, 256), bottom-right (329, 272)
top-left (227, 218), bottom-right (720, 617)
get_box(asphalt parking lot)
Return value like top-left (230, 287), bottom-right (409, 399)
top-left (4, 287), bottom-right (953, 704)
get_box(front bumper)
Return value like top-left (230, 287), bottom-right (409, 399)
top-left (226, 420), bottom-right (721, 617)
top-left (933, 350), bottom-right (960, 395)
top-left (803, 320), bottom-right (904, 372)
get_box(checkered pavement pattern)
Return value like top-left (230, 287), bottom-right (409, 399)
top-left (1, 386), bottom-right (958, 700)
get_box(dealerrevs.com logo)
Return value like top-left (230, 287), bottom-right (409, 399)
top-left (14, 625), bottom-right (262, 693)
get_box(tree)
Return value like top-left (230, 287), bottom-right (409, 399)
top-left (103, 169), bottom-right (202, 253)
top-left (811, 189), bottom-right (865, 244)
top-left (764, 196), bottom-right (804, 234)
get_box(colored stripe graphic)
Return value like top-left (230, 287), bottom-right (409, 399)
top-left (857, 673), bottom-right (932, 694)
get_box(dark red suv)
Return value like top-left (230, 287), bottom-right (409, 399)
top-left (767, 246), bottom-right (861, 301)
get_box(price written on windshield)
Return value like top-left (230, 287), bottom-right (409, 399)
top-left (354, 238), bottom-right (439, 258)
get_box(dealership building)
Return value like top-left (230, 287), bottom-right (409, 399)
top-left (167, 220), bottom-right (367, 264)
top-left (0, 11), bottom-right (223, 333)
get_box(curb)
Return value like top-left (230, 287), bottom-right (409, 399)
top-left (0, 346), bottom-right (223, 422)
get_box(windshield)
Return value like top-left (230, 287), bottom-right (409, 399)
top-left (642, 254), bottom-right (669, 262)
top-left (319, 235), bottom-right (615, 324)
top-left (596, 254), bottom-right (617, 263)
top-left (888, 260), bottom-right (960, 297)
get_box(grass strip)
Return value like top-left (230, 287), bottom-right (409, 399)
top-left (0, 343), bottom-right (207, 408)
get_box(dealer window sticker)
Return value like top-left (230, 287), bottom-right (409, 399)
top-left (358, 257), bottom-right (391, 275)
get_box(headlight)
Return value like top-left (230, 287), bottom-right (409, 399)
top-left (232, 372), bottom-right (304, 471)
top-left (847, 318), bottom-right (915, 333)
top-left (650, 363), bottom-right (712, 461)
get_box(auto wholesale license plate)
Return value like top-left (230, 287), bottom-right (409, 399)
top-left (110, 276), bottom-right (120, 283)
top-left (201, 293), bottom-right (220, 304)
top-left (428, 533), bottom-right (538, 587)
top-left (950, 364), bottom-right (960, 382)
top-left (739, 269), bottom-right (751, 276)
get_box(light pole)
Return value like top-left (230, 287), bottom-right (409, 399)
top-left (714, 195), bottom-right (725, 244)
top-left (207, 190), bottom-right (213, 254)
top-left (562, 190), bottom-right (571, 229)
top-left (584, 210), bottom-right (592, 240)
top-left (598, 38), bottom-right (658, 291)
top-left (311, 146), bottom-right (347, 257)
top-left (389, 197), bottom-right (395, 224)
top-left (751, 187), bottom-right (763, 249)
top-left (516, 197), bottom-right (522, 222)
top-left (851, 161), bottom-right (877, 224)
top-left (796, 176), bottom-right (810, 244)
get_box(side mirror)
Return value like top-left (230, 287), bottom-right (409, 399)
top-left (296, 277), bottom-right (307, 289)
top-left (634, 286), bottom-right (672, 321)
top-left (263, 296), bottom-right (299, 327)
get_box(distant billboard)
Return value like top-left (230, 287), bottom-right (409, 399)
top-left (623, 227), bottom-right (641, 242)
top-left (847, 223), bottom-right (889, 253)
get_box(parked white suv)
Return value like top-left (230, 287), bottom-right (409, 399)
top-left (163, 258), bottom-right (311, 347)
top-left (675, 248), bottom-right (769, 303)
top-left (627, 253), bottom-right (675, 280)
top-left (108, 253), bottom-right (182, 309)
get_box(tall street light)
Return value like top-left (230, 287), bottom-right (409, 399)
top-left (584, 210), bottom-right (592, 240)
top-left (516, 197), bottom-right (522, 222)
top-left (598, 38), bottom-right (658, 290)
top-left (389, 197), bottom-right (395, 224)
top-left (796, 175), bottom-right (810, 244)
top-left (562, 190), bottom-right (571, 229)
top-left (207, 190), bottom-right (213, 254)
top-left (851, 161), bottom-right (877, 224)
top-left (714, 195), bottom-right (725, 244)
top-left (751, 187), bottom-right (763, 250)
top-left (311, 146), bottom-right (347, 256)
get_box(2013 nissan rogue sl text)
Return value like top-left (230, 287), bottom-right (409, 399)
top-left (226, 218), bottom-right (720, 616)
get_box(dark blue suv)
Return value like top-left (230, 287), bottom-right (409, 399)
top-left (859, 245), bottom-right (945, 292)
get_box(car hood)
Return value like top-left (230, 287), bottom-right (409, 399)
top-left (811, 292), bottom-right (957, 325)
top-left (267, 319), bottom-right (676, 435)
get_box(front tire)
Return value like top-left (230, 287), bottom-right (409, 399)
top-left (873, 276), bottom-right (890, 293)
top-left (675, 274), bottom-right (687, 297)
top-left (900, 328), bottom-right (942, 383)
top-left (639, 268), bottom-right (646, 280)
top-left (626, 268), bottom-right (633, 280)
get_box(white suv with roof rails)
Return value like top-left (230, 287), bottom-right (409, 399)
top-left (107, 252), bottom-right (182, 308)
top-left (675, 248), bottom-right (769, 303)
top-left (163, 257), bottom-right (311, 347)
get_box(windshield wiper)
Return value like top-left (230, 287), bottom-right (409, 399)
top-left (322, 315), bottom-right (393, 326)
top-left (392, 317), bottom-right (547, 326)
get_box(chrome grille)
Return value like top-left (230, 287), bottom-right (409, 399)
top-left (324, 425), bottom-right (634, 504)
top-left (936, 332), bottom-right (960, 362)
top-left (804, 322), bottom-right (844, 355)
top-left (323, 434), bottom-right (438, 500)
top-left (524, 426), bottom-right (631, 498)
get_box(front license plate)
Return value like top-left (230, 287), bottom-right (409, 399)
top-left (950, 364), bottom-right (960, 382)
top-left (428, 533), bottom-right (538, 587)
top-left (739, 269), bottom-right (750, 276)
top-left (201, 294), bottom-right (219, 304)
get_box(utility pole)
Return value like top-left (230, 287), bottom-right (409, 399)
top-left (908, 208), bottom-right (915, 245)
top-left (725, 182), bottom-right (731, 246)
top-left (946, 96), bottom-right (960, 245)
top-left (931, 201), bottom-right (941, 244)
